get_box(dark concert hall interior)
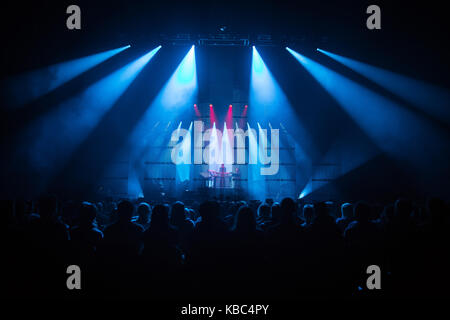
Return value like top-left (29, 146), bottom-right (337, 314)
top-left (2, 0), bottom-right (450, 305)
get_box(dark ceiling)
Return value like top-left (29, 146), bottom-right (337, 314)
top-left (1, 0), bottom-right (449, 87)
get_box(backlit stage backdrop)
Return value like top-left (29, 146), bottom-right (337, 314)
top-left (100, 102), bottom-right (300, 202)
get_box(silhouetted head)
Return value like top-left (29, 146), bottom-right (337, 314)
top-left (394, 198), bottom-right (412, 221)
top-left (96, 202), bottom-right (104, 212)
top-left (79, 201), bottom-right (97, 227)
top-left (280, 197), bottom-right (296, 223)
top-left (237, 201), bottom-right (247, 210)
top-left (170, 201), bottom-right (185, 226)
top-left (341, 202), bottom-right (353, 219)
top-left (150, 204), bottom-right (169, 230)
top-left (137, 202), bottom-right (151, 223)
top-left (353, 201), bottom-right (371, 223)
top-left (257, 203), bottom-right (271, 219)
top-left (314, 202), bottom-right (329, 218)
top-left (117, 200), bottom-right (135, 223)
top-left (185, 208), bottom-right (196, 221)
top-left (38, 195), bottom-right (58, 220)
top-left (199, 200), bottom-right (220, 223)
top-left (303, 204), bottom-right (314, 224)
top-left (233, 206), bottom-right (256, 233)
top-left (271, 202), bottom-right (281, 223)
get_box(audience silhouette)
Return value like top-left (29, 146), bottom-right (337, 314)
top-left (4, 194), bottom-right (449, 298)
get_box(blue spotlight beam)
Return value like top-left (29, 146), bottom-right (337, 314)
top-left (250, 46), bottom-right (288, 117)
top-left (127, 46), bottom-right (198, 162)
top-left (175, 122), bottom-right (193, 183)
top-left (21, 46), bottom-right (161, 175)
top-left (159, 45), bottom-right (197, 109)
top-left (287, 47), bottom-right (449, 173)
top-left (250, 46), bottom-right (313, 143)
top-left (4, 45), bottom-right (131, 108)
top-left (317, 48), bottom-right (450, 123)
top-left (250, 46), bottom-right (319, 200)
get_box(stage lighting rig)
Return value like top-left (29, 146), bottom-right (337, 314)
top-left (160, 33), bottom-right (195, 46)
top-left (160, 33), bottom-right (327, 47)
top-left (198, 33), bottom-right (250, 46)
top-left (253, 34), bottom-right (275, 47)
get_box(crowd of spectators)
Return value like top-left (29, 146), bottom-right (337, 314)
top-left (4, 194), bottom-right (449, 299)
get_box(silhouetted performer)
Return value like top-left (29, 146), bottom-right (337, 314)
top-left (219, 164), bottom-right (226, 187)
